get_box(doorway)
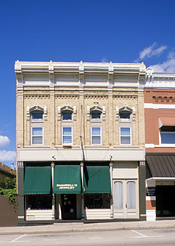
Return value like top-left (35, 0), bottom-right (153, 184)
top-left (156, 186), bottom-right (175, 217)
top-left (61, 194), bottom-right (76, 220)
top-left (113, 180), bottom-right (138, 219)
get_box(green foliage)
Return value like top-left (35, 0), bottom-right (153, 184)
top-left (0, 177), bottom-right (16, 204)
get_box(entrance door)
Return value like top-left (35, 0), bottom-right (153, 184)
top-left (156, 186), bottom-right (175, 217)
top-left (61, 194), bottom-right (76, 220)
top-left (113, 180), bottom-right (138, 219)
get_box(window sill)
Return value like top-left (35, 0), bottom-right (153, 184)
top-left (63, 145), bottom-right (72, 148)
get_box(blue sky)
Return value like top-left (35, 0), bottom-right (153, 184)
top-left (0, 0), bottom-right (175, 168)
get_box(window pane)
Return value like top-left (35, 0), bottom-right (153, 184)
top-left (32, 127), bottom-right (42, 135)
top-left (92, 136), bottom-right (101, 144)
top-left (121, 128), bottom-right (130, 136)
top-left (32, 113), bottom-right (43, 120)
top-left (121, 136), bottom-right (130, 144)
top-left (114, 181), bottom-right (123, 209)
top-left (127, 181), bottom-right (136, 209)
top-left (92, 127), bottom-right (100, 135)
top-left (161, 132), bottom-right (175, 144)
top-left (62, 112), bottom-right (72, 120)
top-left (120, 113), bottom-right (130, 119)
top-left (63, 136), bottom-right (72, 144)
top-left (32, 136), bottom-right (42, 144)
top-left (91, 112), bottom-right (101, 119)
top-left (63, 127), bottom-right (72, 136)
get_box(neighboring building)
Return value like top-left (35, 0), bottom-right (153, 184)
top-left (15, 61), bottom-right (146, 223)
top-left (145, 68), bottom-right (175, 221)
top-left (0, 162), bottom-right (16, 188)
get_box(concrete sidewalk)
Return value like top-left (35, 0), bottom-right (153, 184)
top-left (0, 220), bottom-right (175, 235)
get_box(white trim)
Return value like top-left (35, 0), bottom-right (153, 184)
top-left (144, 103), bottom-right (175, 109)
top-left (62, 126), bottom-right (73, 145)
top-left (91, 126), bottom-right (102, 145)
top-left (145, 144), bottom-right (154, 148)
top-left (119, 127), bottom-right (132, 145)
top-left (145, 143), bottom-right (175, 148)
top-left (147, 177), bottom-right (175, 181)
top-left (31, 127), bottom-right (44, 145)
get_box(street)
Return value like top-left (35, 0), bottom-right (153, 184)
top-left (0, 228), bottom-right (175, 246)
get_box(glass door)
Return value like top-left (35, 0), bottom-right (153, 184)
top-left (114, 180), bottom-right (138, 219)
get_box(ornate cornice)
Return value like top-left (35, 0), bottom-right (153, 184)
top-left (55, 94), bottom-right (79, 99)
top-left (113, 95), bottom-right (137, 99)
top-left (24, 94), bottom-right (50, 99)
top-left (84, 95), bottom-right (108, 99)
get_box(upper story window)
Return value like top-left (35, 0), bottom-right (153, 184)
top-left (28, 104), bottom-right (46, 145)
top-left (32, 127), bottom-right (43, 144)
top-left (62, 127), bottom-right (72, 145)
top-left (31, 112), bottom-right (43, 122)
top-left (62, 111), bottom-right (72, 121)
top-left (91, 112), bottom-right (101, 121)
top-left (160, 126), bottom-right (175, 144)
top-left (120, 112), bottom-right (131, 120)
top-left (59, 105), bottom-right (75, 146)
top-left (120, 127), bottom-right (131, 145)
top-left (117, 105), bottom-right (135, 145)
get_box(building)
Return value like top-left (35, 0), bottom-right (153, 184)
top-left (145, 68), bottom-right (175, 221)
top-left (15, 61), bottom-right (146, 223)
top-left (0, 162), bottom-right (16, 188)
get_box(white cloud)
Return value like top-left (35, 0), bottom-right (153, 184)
top-left (136, 42), bottom-right (167, 61)
top-left (101, 57), bottom-right (108, 63)
top-left (0, 150), bottom-right (16, 161)
top-left (150, 51), bottom-right (175, 73)
top-left (0, 136), bottom-right (10, 147)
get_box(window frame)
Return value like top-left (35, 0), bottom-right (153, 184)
top-left (160, 126), bottom-right (175, 145)
top-left (62, 126), bottom-right (73, 145)
top-left (91, 126), bottom-right (102, 145)
top-left (31, 126), bottom-right (44, 145)
top-left (120, 127), bottom-right (131, 145)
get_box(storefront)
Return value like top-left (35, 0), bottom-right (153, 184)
top-left (23, 162), bottom-right (112, 221)
top-left (146, 153), bottom-right (175, 221)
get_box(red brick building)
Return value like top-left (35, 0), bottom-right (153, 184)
top-left (144, 69), bottom-right (175, 221)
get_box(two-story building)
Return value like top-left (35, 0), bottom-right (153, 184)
top-left (16, 61), bottom-right (146, 223)
top-left (145, 68), bottom-right (175, 221)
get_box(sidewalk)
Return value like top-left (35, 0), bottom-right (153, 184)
top-left (0, 220), bottom-right (175, 235)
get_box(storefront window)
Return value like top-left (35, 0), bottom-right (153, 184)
top-left (84, 194), bottom-right (110, 209)
top-left (26, 195), bottom-right (52, 210)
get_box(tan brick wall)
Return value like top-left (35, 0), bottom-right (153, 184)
top-left (16, 86), bottom-right (145, 149)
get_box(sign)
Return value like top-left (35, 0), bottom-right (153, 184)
top-left (56, 184), bottom-right (78, 190)
top-left (146, 187), bottom-right (156, 196)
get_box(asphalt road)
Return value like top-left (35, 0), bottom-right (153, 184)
top-left (0, 228), bottom-right (175, 246)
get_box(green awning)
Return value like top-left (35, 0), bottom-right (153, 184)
top-left (24, 166), bottom-right (51, 194)
top-left (84, 166), bottom-right (111, 193)
top-left (53, 165), bottom-right (81, 194)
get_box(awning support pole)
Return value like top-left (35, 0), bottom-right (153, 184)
top-left (80, 162), bottom-right (85, 219)
top-left (110, 162), bottom-right (113, 218)
top-left (51, 162), bottom-right (55, 220)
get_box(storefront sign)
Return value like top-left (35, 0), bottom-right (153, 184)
top-left (146, 187), bottom-right (156, 196)
top-left (56, 184), bottom-right (78, 190)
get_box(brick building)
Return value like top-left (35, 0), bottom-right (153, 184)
top-left (145, 68), bottom-right (175, 221)
top-left (16, 61), bottom-right (146, 223)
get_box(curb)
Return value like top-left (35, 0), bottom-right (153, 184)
top-left (0, 224), bottom-right (175, 235)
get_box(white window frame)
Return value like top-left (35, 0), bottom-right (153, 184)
top-left (91, 127), bottom-right (102, 145)
top-left (31, 127), bottom-right (44, 145)
top-left (120, 127), bottom-right (131, 145)
top-left (62, 126), bottom-right (73, 145)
